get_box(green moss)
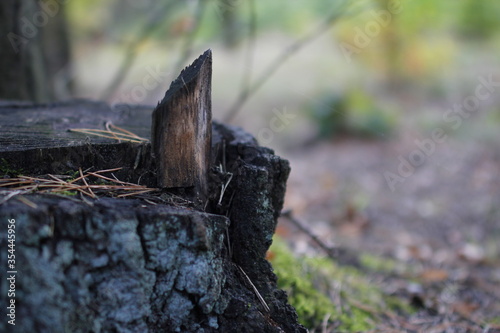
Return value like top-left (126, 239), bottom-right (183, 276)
top-left (385, 295), bottom-right (416, 315)
top-left (0, 158), bottom-right (23, 177)
top-left (306, 90), bottom-right (397, 140)
top-left (339, 307), bottom-right (374, 332)
top-left (65, 170), bottom-right (80, 180)
top-left (269, 237), bottom-right (414, 331)
top-left (57, 190), bottom-right (77, 196)
top-left (359, 253), bottom-right (397, 273)
top-left (269, 238), bottom-right (340, 329)
top-left (487, 316), bottom-right (500, 325)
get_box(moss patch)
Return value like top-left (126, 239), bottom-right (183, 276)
top-left (0, 158), bottom-right (24, 177)
top-left (359, 253), bottom-right (397, 273)
top-left (268, 236), bottom-right (414, 331)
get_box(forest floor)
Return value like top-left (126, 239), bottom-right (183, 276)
top-left (277, 126), bottom-right (500, 332)
top-left (72, 32), bottom-right (500, 331)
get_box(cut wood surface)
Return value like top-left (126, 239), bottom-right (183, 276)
top-left (0, 100), bottom-right (151, 151)
top-left (152, 49), bottom-right (212, 200)
top-left (0, 101), bottom-right (156, 187)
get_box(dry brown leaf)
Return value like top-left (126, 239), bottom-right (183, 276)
top-left (452, 301), bottom-right (479, 318)
top-left (420, 269), bottom-right (449, 282)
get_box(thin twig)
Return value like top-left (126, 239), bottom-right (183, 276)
top-left (79, 168), bottom-right (96, 198)
top-left (280, 209), bottom-right (334, 255)
top-left (172, 0), bottom-right (208, 75)
top-left (15, 196), bottom-right (38, 209)
top-left (0, 190), bottom-right (26, 205)
top-left (0, 169), bottom-right (159, 200)
top-left (69, 127), bottom-right (148, 143)
top-left (100, 0), bottom-right (178, 100)
top-left (237, 265), bottom-right (270, 313)
top-left (94, 167), bottom-right (123, 174)
top-left (218, 172), bottom-right (233, 206)
top-left (74, 186), bottom-right (95, 198)
top-left (47, 174), bottom-right (69, 184)
top-left (116, 189), bottom-right (157, 197)
top-left (225, 227), bottom-right (233, 259)
top-left (0, 180), bottom-right (32, 187)
top-left (108, 123), bottom-right (140, 138)
top-left (105, 122), bottom-right (122, 141)
top-left (86, 172), bottom-right (143, 187)
top-left (240, 0), bottom-right (256, 97)
top-left (280, 209), bottom-right (361, 267)
top-left (224, 1), bottom-right (349, 122)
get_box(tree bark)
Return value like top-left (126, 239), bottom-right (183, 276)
top-left (0, 0), bottom-right (71, 102)
top-left (0, 100), bottom-right (306, 333)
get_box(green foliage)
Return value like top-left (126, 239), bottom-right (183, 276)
top-left (269, 237), bottom-right (371, 330)
top-left (458, 0), bottom-right (500, 39)
top-left (269, 237), bottom-right (416, 331)
top-left (58, 190), bottom-right (78, 196)
top-left (306, 90), bottom-right (396, 140)
top-left (0, 159), bottom-right (23, 177)
top-left (307, 93), bottom-right (348, 139)
top-left (488, 316), bottom-right (500, 326)
top-left (269, 236), bottom-right (416, 331)
top-left (66, 0), bottom-right (110, 39)
top-left (65, 170), bottom-right (80, 180)
top-left (359, 253), bottom-right (396, 273)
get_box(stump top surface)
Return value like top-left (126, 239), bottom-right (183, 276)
top-left (0, 100), bottom-right (152, 151)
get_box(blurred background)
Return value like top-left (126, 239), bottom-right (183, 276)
top-left (2, 0), bottom-right (500, 331)
top-left (37, 0), bottom-right (500, 142)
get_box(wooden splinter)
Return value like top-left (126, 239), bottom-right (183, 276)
top-left (151, 49), bottom-right (212, 201)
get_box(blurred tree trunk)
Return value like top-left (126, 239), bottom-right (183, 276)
top-left (0, 0), bottom-right (71, 102)
top-left (375, 0), bottom-right (404, 89)
top-left (221, 4), bottom-right (240, 48)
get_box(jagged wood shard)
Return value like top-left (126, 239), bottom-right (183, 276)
top-left (151, 49), bottom-right (212, 199)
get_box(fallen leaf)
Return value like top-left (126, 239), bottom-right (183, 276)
top-left (407, 244), bottom-right (433, 261)
top-left (452, 301), bottom-right (479, 318)
top-left (420, 269), bottom-right (449, 282)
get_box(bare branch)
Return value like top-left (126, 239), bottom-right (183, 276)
top-left (100, 0), bottom-right (179, 100)
top-left (224, 1), bottom-right (349, 122)
top-left (239, 0), bottom-right (256, 96)
top-left (172, 0), bottom-right (209, 74)
top-left (280, 209), bottom-right (361, 267)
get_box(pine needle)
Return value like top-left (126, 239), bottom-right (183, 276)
top-left (69, 122), bottom-right (148, 143)
top-left (0, 168), bottom-right (158, 200)
top-left (237, 265), bottom-right (271, 313)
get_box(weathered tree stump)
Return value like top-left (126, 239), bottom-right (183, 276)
top-left (0, 52), bottom-right (305, 332)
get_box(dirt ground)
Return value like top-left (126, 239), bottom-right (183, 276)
top-left (71, 30), bottom-right (499, 330)
top-left (278, 129), bottom-right (500, 331)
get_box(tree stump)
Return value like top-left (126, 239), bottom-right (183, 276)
top-left (0, 52), bottom-right (306, 332)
